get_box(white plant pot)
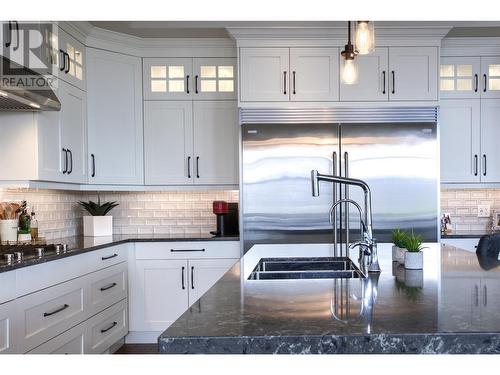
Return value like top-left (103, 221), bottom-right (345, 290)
top-left (392, 246), bottom-right (402, 262)
top-left (404, 251), bottom-right (423, 270)
top-left (395, 247), bottom-right (407, 265)
top-left (83, 216), bottom-right (113, 237)
top-left (0, 219), bottom-right (18, 242)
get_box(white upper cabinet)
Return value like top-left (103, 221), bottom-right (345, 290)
top-left (193, 101), bottom-right (239, 185)
top-left (143, 58), bottom-right (192, 100)
top-left (440, 57), bottom-right (481, 99)
top-left (388, 47), bottom-right (438, 101)
top-left (192, 58), bottom-right (237, 100)
top-left (87, 48), bottom-right (144, 185)
top-left (480, 57), bottom-right (500, 99)
top-left (289, 48), bottom-right (339, 101)
top-left (479, 99), bottom-right (500, 183)
top-left (239, 47), bottom-right (290, 102)
top-left (144, 101), bottom-right (193, 185)
top-left (439, 99), bottom-right (481, 183)
top-left (57, 27), bottom-right (86, 91)
top-left (340, 47), bottom-right (389, 101)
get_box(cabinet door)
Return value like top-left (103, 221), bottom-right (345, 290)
top-left (240, 47), bottom-right (289, 102)
top-left (439, 99), bottom-right (481, 183)
top-left (193, 101), bottom-right (239, 185)
top-left (480, 278), bottom-right (500, 331)
top-left (130, 260), bottom-right (188, 332)
top-left (58, 27), bottom-right (85, 91)
top-left (440, 277), bottom-right (481, 331)
top-left (389, 47), bottom-right (438, 101)
top-left (290, 48), bottom-right (339, 101)
top-left (144, 101), bottom-right (194, 185)
top-left (480, 99), bottom-right (500, 182)
top-left (440, 57), bottom-right (481, 99)
top-left (481, 57), bottom-right (500, 99)
top-left (193, 58), bottom-right (237, 100)
top-left (36, 110), bottom-right (64, 182)
top-left (188, 258), bottom-right (238, 306)
top-left (87, 48), bottom-right (144, 184)
top-left (143, 58), bottom-right (192, 100)
top-left (27, 322), bottom-right (85, 354)
top-left (340, 47), bottom-right (389, 101)
top-left (60, 80), bottom-right (87, 184)
top-left (0, 300), bottom-right (17, 354)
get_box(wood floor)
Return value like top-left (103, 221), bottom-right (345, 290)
top-left (114, 344), bottom-right (158, 354)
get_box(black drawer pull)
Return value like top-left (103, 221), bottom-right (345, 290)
top-left (100, 282), bottom-right (117, 292)
top-left (44, 304), bottom-right (69, 317)
top-left (170, 248), bottom-right (205, 252)
top-left (101, 253), bottom-right (118, 261)
top-left (100, 321), bottom-right (117, 334)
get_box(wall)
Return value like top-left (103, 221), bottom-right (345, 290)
top-left (0, 188), bottom-right (239, 241)
top-left (441, 188), bottom-right (500, 232)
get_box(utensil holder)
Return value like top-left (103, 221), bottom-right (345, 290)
top-left (0, 219), bottom-right (18, 242)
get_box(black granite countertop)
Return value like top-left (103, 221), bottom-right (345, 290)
top-left (441, 229), bottom-right (499, 239)
top-left (159, 243), bottom-right (500, 354)
top-left (0, 234), bottom-right (239, 273)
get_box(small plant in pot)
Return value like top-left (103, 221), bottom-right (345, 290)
top-left (391, 228), bottom-right (408, 264)
top-left (404, 231), bottom-right (426, 270)
top-left (78, 194), bottom-right (118, 237)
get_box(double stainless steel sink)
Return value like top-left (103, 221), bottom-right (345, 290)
top-left (248, 257), bottom-right (365, 280)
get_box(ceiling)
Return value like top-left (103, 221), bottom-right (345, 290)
top-left (88, 21), bottom-right (500, 39)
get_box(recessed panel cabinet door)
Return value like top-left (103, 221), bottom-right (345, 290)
top-left (340, 47), bottom-right (389, 101)
top-left (143, 58), bottom-right (193, 100)
top-left (0, 300), bottom-right (17, 354)
top-left (389, 47), bottom-right (438, 101)
top-left (440, 57), bottom-right (481, 99)
top-left (290, 48), bottom-right (339, 101)
top-left (144, 101), bottom-right (194, 185)
top-left (87, 48), bottom-right (144, 184)
top-left (192, 58), bottom-right (237, 100)
top-left (240, 47), bottom-right (289, 102)
top-left (481, 57), bottom-right (500, 99)
top-left (439, 99), bottom-right (481, 183)
top-left (193, 101), bottom-right (239, 185)
top-left (480, 99), bottom-right (500, 183)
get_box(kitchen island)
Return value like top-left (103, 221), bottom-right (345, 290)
top-left (158, 243), bottom-right (500, 354)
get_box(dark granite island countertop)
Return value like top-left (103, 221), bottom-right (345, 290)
top-left (158, 243), bottom-right (500, 354)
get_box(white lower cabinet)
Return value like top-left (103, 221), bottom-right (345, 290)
top-left (27, 320), bottom-right (86, 354)
top-left (0, 300), bottom-right (17, 354)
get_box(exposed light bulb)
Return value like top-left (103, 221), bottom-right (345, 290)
top-left (355, 21), bottom-right (375, 55)
top-left (342, 59), bottom-right (358, 85)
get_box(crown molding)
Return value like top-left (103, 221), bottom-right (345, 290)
top-left (441, 37), bottom-right (500, 56)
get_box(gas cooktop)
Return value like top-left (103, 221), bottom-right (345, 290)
top-left (0, 243), bottom-right (69, 266)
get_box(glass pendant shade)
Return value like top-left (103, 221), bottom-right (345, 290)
top-left (355, 21), bottom-right (375, 55)
top-left (342, 59), bottom-right (359, 85)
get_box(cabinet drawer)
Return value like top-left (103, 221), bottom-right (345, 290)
top-left (88, 263), bottom-right (127, 316)
top-left (135, 241), bottom-right (240, 260)
top-left (0, 300), bottom-right (17, 354)
top-left (0, 271), bottom-right (16, 305)
top-left (17, 278), bottom-right (86, 352)
top-left (27, 322), bottom-right (85, 354)
top-left (86, 299), bottom-right (128, 354)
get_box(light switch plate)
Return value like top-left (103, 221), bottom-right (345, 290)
top-left (478, 205), bottom-right (491, 218)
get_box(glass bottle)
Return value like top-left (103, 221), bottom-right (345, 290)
top-left (30, 211), bottom-right (39, 241)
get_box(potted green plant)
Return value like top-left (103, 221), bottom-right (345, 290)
top-left (391, 228), bottom-right (408, 264)
top-left (78, 194), bottom-right (119, 237)
top-left (404, 231), bottom-right (426, 270)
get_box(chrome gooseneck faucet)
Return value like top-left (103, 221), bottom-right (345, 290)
top-left (311, 170), bottom-right (381, 274)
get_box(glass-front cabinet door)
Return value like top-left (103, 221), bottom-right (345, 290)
top-left (192, 58), bottom-right (237, 100)
top-left (439, 57), bottom-right (480, 99)
top-left (481, 57), bottom-right (500, 99)
top-left (143, 58), bottom-right (193, 100)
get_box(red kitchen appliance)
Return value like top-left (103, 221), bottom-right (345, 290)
top-left (211, 201), bottom-right (239, 237)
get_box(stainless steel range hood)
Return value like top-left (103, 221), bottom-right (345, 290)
top-left (0, 56), bottom-right (61, 111)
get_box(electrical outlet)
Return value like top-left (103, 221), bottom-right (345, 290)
top-left (478, 205), bottom-right (491, 218)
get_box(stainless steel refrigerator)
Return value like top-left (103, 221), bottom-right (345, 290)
top-left (240, 108), bottom-right (439, 253)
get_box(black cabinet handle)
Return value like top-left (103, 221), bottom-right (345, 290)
top-left (59, 49), bottom-right (66, 72)
top-left (170, 248), bottom-right (205, 252)
top-left (474, 155), bottom-right (478, 176)
top-left (100, 321), bottom-right (117, 334)
top-left (181, 266), bottom-right (185, 290)
top-left (100, 282), bottom-right (117, 292)
top-left (91, 154), bottom-right (96, 177)
top-left (101, 253), bottom-right (118, 261)
top-left (483, 154), bottom-right (487, 176)
top-left (191, 266), bottom-right (195, 289)
top-left (196, 156), bottom-right (200, 178)
top-left (186, 75), bottom-right (190, 94)
top-left (484, 74), bottom-right (487, 93)
top-left (474, 285), bottom-right (479, 307)
top-left (292, 71), bottom-right (296, 95)
top-left (65, 52), bottom-right (70, 74)
top-left (195, 75), bottom-right (199, 94)
top-left (62, 148), bottom-right (68, 174)
top-left (44, 304), bottom-right (69, 317)
top-left (13, 21), bottom-right (19, 51)
top-left (483, 285), bottom-right (487, 307)
top-left (382, 71), bottom-right (386, 94)
top-left (391, 71), bottom-right (395, 94)
top-left (474, 74), bottom-right (478, 92)
top-left (187, 156), bottom-right (191, 178)
top-left (283, 71), bottom-right (287, 95)
top-left (5, 21), bottom-right (13, 48)
top-left (67, 149), bottom-right (73, 175)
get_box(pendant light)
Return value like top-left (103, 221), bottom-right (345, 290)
top-left (341, 21), bottom-right (358, 85)
top-left (355, 21), bottom-right (375, 55)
